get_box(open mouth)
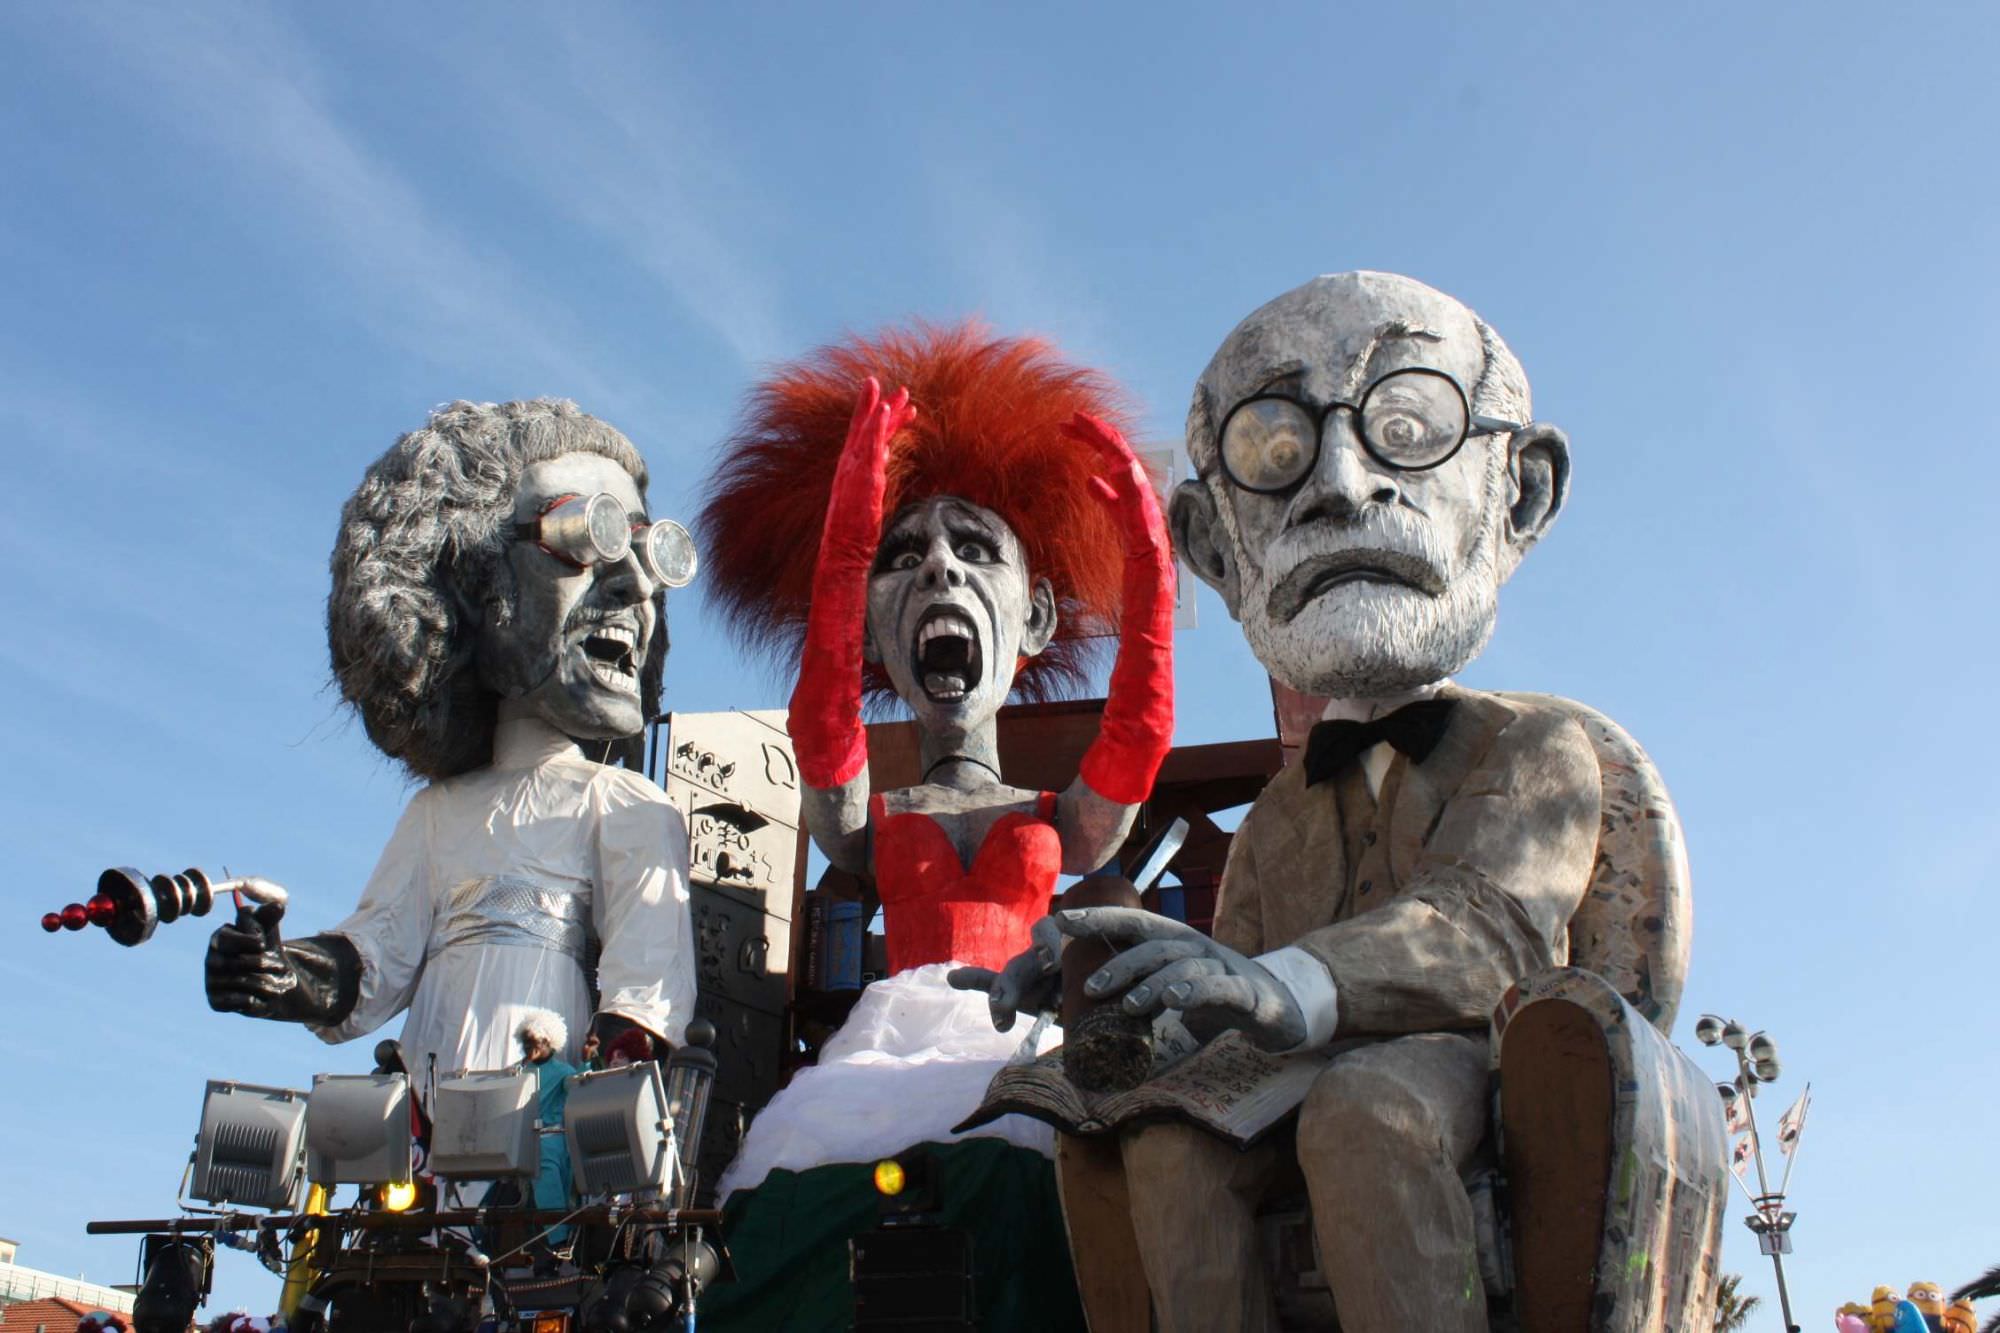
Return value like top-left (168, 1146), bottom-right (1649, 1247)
top-left (910, 607), bottom-right (983, 703)
top-left (1268, 549), bottom-right (1447, 624)
top-left (577, 620), bottom-right (642, 695)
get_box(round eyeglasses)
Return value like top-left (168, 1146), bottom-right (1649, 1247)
top-left (515, 493), bottom-right (699, 588)
top-left (1216, 368), bottom-right (1522, 493)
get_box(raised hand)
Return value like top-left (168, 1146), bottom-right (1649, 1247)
top-left (1065, 411), bottom-right (1174, 807)
top-left (788, 377), bottom-right (916, 791)
top-left (1056, 907), bottom-right (1307, 1052)
top-left (1062, 411), bottom-right (1166, 559)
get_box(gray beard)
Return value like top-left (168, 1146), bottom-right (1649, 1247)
top-left (1238, 512), bottom-right (1503, 700)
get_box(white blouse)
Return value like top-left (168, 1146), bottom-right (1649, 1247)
top-left (310, 715), bottom-right (695, 1088)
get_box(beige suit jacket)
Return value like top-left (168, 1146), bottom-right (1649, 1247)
top-left (1215, 684), bottom-right (1602, 1037)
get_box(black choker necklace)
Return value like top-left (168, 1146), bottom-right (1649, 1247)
top-left (924, 753), bottom-right (1002, 783)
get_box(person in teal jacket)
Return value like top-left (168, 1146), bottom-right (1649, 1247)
top-left (516, 1009), bottom-right (578, 1263)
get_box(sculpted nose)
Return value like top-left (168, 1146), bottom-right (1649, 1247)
top-left (1288, 411), bottom-right (1398, 526)
top-left (599, 548), bottom-right (658, 606)
top-left (917, 545), bottom-right (966, 590)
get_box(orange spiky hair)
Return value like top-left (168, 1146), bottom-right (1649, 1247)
top-left (699, 321), bottom-right (1139, 705)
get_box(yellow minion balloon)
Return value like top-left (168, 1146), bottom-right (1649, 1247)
top-left (1941, 1297), bottom-right (1977, 1333)
top-left (1871, 1287), bottom-right (1902, 1332)
top-left (1910, 1282), bottom-right (1947, 1318)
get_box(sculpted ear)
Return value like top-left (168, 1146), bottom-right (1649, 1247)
top-left (1168, 479), bottom-right (1242, 618)
top-left (1020, 576), bottom-right (1058, 656)
top-left (1504, 423), bottom-right (1569, 562)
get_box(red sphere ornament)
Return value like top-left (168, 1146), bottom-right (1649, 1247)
top-left (41, 911), bottom-right (62, 932)
top-left (60, 903), bottom-right (90, 931)
top-left (86, 895), bottom-right (117, 926)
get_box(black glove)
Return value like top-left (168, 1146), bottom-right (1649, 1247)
top-left (205, 904), bottom-right (360, 1028)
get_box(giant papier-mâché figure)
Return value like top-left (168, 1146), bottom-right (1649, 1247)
top-left (968, 272), bottom-right (1600, 1332)
top-left (694, 325), bottom-right (1172, 1327)
top-left (204, 399), bottom-right (697, 1084)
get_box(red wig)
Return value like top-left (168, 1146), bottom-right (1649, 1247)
top-left (698, 322), bottom-right (1140, 705)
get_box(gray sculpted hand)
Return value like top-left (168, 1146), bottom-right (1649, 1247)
top-left (947, 915), bottom-right (1063, 1033)
top-left (1059, 907), bottom-right (1306, 1052)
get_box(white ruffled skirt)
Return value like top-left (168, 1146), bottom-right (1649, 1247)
top-left (715, 963), bottom-right (1059, 1199)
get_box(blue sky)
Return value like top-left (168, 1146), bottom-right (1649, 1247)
top-left (2, 1), bottom-right (1996, 1321)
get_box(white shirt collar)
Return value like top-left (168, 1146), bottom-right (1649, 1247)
top-left (1318, 678), bottom-right (1452, 724)
top-left (491, 712), bottom-right (584, 771)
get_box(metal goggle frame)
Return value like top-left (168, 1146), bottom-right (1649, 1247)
top-left (515, 492), bottom-right (698, 588)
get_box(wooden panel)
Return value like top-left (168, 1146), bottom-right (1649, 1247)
top-left (1501, 998), bottom-right (1615, 1333)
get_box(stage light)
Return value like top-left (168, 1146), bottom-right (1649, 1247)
top-left (1752, 1053), bottom-right (1782, 1083)
top-left (564, 1061), bottom-right (675, 1200)
top-left (1747, 1031), bottom-right (1778, 1064)
top-left (1720, 1021), bottom-right (1749, 1051)
top-left (305, 1072), bottom-right (413, 1188)
top-left (873, 1159), bottom-right (906, 1197)
top-left (380, 1180), bottom-right (418, 1212)
top-left (1693, 1014), bottom-right (1724, 1046)
top-left (429, 1066), bottom-right (539, 1182)
top-left (190, 1079), bottom-right (309, 1212)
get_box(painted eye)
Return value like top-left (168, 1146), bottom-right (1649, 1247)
top-left (954, 540), bottom-right (991, 563)
top-left (1360, 370), bottom-right (1467, 468)
top-left (1221, 398), bottom-right (1316, 492)
top-left (889, 551), bottom-right (923, 571)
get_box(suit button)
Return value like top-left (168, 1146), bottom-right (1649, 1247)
top-left (1360, 880), bottom-right (1373, 894)
top-left (1364, 832), bottom-right (1378, 846)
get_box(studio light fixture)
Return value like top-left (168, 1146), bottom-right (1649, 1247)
top-left (304, 1072), bottom-right (413, 1189)
top-left (190, 1080), bottom-right (308, 1212)
top-left (564, 1062), bottom-right (675, 1201)
top-left (429, 1066), bottom-right (540, 1182)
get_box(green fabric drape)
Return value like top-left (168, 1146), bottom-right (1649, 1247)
top-left (698, 1139), bottom-right (1086, 1332)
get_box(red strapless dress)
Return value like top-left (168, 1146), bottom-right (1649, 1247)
top-left (870, 791), bottom-right (1062, 975)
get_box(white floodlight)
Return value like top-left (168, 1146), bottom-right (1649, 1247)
top-left (1720, 1021), bottom-right (1749, 1051)
top-left (305, 1072), bottom-right (413, 1187)
top-left (190, 1080), bottom-right (308, 1211)
top-left (1747, 1031), bottom-right (1778, 1064)
top-left (1752, 1054), bottom-right (1783, 1084)
top-left (430, 1067), bottom-right (540, 1181)
top-left (565, 1062), bottom-right (675, 1200)
top-left (1694, 1014), bottom-right (1725, 1046)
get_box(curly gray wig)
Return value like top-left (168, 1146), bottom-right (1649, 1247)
top-left (329, 398), bottom-right (665, 779)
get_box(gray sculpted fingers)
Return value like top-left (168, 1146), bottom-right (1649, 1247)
top-left (946, 966), bottom-right (998, 994)
top-left (1083, 937), bottom-right (1206, 998)
top-left (1120, 956), bottom-right (1220, 1017)
top-left (1055, 906), bottom-right (1198, 948)
top-left (1163, 974), bottom-right (1264, 1020)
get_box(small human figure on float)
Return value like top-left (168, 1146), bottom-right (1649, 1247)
top-left (693, 323), bottom-right (1174, 1329)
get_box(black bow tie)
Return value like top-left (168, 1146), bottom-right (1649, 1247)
top-left (1304, 698), bottom-right (1457, 787)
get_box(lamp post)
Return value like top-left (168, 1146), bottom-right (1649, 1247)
top-left (1695, 1014), bottom-right (1801, 1333)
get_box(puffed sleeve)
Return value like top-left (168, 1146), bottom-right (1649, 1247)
top-left (591, 772), bottom-right (696, 1047)
top-left (312, 786), bottom-right (435, 1044)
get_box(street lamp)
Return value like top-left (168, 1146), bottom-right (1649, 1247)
top-left (1697, 1014), bottom-right (1807, 1333)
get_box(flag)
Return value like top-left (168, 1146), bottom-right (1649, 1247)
top-left (1776, 1084), bottom-right (1812, 1158)
top-left (1730, 1133), bottom-right (1755, 1180)
top-left (1722, 1085), bottom-right (1750, 1135)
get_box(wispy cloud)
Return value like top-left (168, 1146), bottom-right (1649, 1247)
top-left (447, 9), bottom-right (794, 373)
top-left (61, 2), bottom-right (623, 402)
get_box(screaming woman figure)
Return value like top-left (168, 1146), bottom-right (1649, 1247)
top-left (693, 325), bottom-right (1174, 1329)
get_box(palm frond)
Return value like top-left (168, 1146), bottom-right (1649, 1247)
top-left (1957, 1263), bottom-right (2000, 1302)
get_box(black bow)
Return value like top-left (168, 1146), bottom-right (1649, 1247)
top-left (1304, 698), bottom-right (1457, 786)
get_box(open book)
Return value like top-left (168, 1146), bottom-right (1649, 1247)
top-left (953, 1027), bottom-right (1326, 1149)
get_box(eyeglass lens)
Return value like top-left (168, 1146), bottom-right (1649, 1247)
top-left (1219, 369), bottom-right (1472, 491)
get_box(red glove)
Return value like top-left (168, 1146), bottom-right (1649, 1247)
top-left (1066, 413), bottom-right (1175, 804)
top-left (787, 377), bottom-right (916, 788)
